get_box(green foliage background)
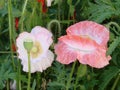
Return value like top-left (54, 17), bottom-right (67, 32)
top-left (0, 0), bottom-right (120, 90)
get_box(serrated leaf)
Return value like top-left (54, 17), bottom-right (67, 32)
top-left (0, 81), bottom-right (5, 89)
top-left (99, 66), bottom-right (120, 90)
top-left (85, 0), bottom-right (120, 23)
top-left (8, 73), bottom-right (16, 80)
top-left (107, 36), bottom-right (120, 55)
top-left (0, 61), bottom-right (15, 89)
top-left (48, 82), bottom-right (66, 88)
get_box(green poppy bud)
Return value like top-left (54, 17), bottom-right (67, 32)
top-left (24, 38), bottom-right (33, 52)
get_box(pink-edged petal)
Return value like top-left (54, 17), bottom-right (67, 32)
top-left (54, 41), bottom-right (77, 64)
top-left (66, 21), bottom-right (109, 46)
top-left (22, 50), bottom-right (54, 73)
top-left (77, 47), bottom-right (111, 68)
top-left (31, 26), bottom-right (53, 51)
top-left (31, 26), bottom-right (52, 40)
top-left (31, 26), bottom-right (52, 35)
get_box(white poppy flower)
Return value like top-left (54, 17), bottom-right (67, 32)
top-left (16, 26), bottom-right (54, 73)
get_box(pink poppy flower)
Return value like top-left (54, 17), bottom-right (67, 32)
top-left (16, 26), bottom-right (54, 73)
top-left (54, 21), bottom-right (111, 68)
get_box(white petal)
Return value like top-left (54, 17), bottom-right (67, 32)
top-left (46, 0), bottom-right (53, 7)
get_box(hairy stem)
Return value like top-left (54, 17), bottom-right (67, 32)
top-left (106, 22), bottom-right (120, 35)
top-left (66, 61), bottom-right (76, 90)
top-left (8, 0), bottom-right (15, 71)
top-left (27, 52), bottom-right (31, 90)
top-left (19, 0), bottom-right (29, 32)
top-left (111, 74), bottom-right (120, 90)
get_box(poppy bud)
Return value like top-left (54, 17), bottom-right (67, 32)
top-left (24, 39), bottom-right (33, 52)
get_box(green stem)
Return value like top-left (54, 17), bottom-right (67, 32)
top-left (7, 79), bottom-right (9, 90)
top-left (74, 70), bottom-right (79, 90)
top-left (66, 61), bottom-right (76, 90)
top-left (91, 68), bottom-right (94, 90)
top-left (58, 0), bottom-right (61, 20)
top-left (111, 74), bottom-right (120, 90)
top-left (19, 0), bottom-right (28, 32)
top-left (27, 52), bottom-right (31, 90)
top-left (106, 22), bottom-right (120, 35)
top-left (17, 59), bottom-right (21, 90)
top-left (47, 19), bottom-right (61, 46)
top-left (74, 64), bottom-right (87, 90)
top-left (37, 72), bottom-right (41, 89)
top-left (0, 51), bottom-right (16, 54)
top-left (47, 19), bottom-right (61, 37)
top-left (8, 0), bottom-right (15, 71)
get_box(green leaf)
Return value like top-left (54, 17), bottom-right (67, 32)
top-left (79, 85), bottom-right (86, 90)
top-left (77, 64), bottom-right (87, 78)
top-left (54, 0), bottom-right (62, 5)
top-left (0, 61), bottom-right (16, 89)
top-left (85, 0), bottom-right (120, 23)
top-left (48, 82), bottom-right (66, 88)
top-left (31, 79), bottom-right (36, 90)
top-left (12, 8), bottom-right (21, 17)
top-left (0, 81), bottom-right (5, 89)
top-left (107, 36), bottom-right (120, 55)
top-left (99, 66), bottom-right (120, 90)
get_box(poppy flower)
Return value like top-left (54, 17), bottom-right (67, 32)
top-left (16, 26), bottom-right (54, 73)
top-left (15, 17), bottom-right (19, 30)
top-left (54, 21), bottom-right (111, 68)
top-left (37, 0), bottom-right (47, 13)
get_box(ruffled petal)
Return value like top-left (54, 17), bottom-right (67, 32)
top-left (22, 50), bottom-right (54, 73)
top-left (66, 21), bottom-right (109, 46)
top-left (55, 35), bottom-right (111, 68)
top-left (59, 35), bottom-right (98, 52)
top-left (36, 50), bottom-right (54, 72)
top-left (31, 26), bottom-right (53, 51)
top-left (54, 41), bottom-right (77, 64)
top-left (31, 26), bottom-right (52, 38)
top-left (77, 47), bottom-right (111, 68)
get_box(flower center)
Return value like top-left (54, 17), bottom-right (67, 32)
top-left (31, 47), bottom-right (38, 53)
top-left (30, 41), bottom-right (43, 58)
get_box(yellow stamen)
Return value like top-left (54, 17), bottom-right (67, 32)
top-left (30, 41), bottom-right (43, 58)
top-left (31, 47), bottom-right (38, 53)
